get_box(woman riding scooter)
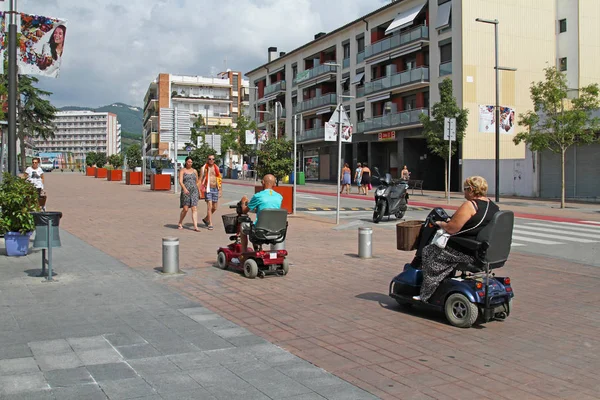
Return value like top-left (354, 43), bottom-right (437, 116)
top-left (413, 176), bottom-right (499, 302)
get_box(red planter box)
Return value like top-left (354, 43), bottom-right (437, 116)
top-left (95, 168), bottom-right (107, 178)
top-left (86, 167), bottom-right (96, 176)
top-left (254, 185), bottom-right (293, 214)
top-left (126, 171), bottom-right (142, 185)
top-left (107, 169), bottom-right (123, 181)
top-left (151, 174), bottom-right (171, 190)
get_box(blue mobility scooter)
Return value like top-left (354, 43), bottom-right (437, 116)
top-left (389, 207), bottom-right (515, 328)
top-left (217, 202), bottom-right (289, 279)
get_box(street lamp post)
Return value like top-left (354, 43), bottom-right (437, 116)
top-left (475, 18), bottom-right (516, 202)
top-left (7, 0), bottom-right (17, 175)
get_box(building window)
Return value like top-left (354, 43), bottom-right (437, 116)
top-left (343, 43), bottom-right (350, 59)
top-left (440, 43), bottom-right (452, 63)
top-left (559, 57), bottom-right (567, 71)
top-left (404, 95), bottom-right (417, 110)
top-left (356, 109), bottom-right (364, 122)
top-left (232, 75), bottom-right (239, 88)
top-left (559, 19), bottom-right (567, 33)
top-left (356, 36), bottom-right (365, 53)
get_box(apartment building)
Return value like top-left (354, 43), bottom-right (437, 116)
top-left (33, 110), bottom-right (121, 157)
top-left (142, 71), bottom-right (250, 164)
top-left (246, 0), bottom-right (600, 197)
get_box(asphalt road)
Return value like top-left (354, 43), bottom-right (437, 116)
top-left (222, 183), bottom-right (600, 267)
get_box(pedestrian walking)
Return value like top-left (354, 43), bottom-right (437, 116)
top-left (199, 154), bottom-right (222, 230)
top-left (401, 165), bottom-right (411, 181)
top-left (236, 161), bottom-right (243, 179)
top-left (24, 157), bottom-right (47, 211)
top-left (354, 163), bottom-right (363, 194)
top-left (340, 163), bottom-right (352, 195)
top-left (177, 156), bottom-right (200, 231)
top-left (361, 163), bottom-right (371, 196)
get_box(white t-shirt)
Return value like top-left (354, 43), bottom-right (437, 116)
top-left (25, 166), bottom-right (44, 189)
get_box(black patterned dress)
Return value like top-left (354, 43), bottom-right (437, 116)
top-left (180, 171), bottom-right (199, 208)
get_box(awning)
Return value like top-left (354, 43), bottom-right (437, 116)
top-left (435, 1), bottom-right (452, 30)
top-left (351, 73), bottom-right (365, 85)
top-left (316, 107), bottom-right (334, 115)
top-left (367, 93), bottom-right (390, 103)
top-left (385, 0), bottom-right (427, 35)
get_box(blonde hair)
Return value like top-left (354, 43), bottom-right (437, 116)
top-left (464, 176), bottom-right (488, 197)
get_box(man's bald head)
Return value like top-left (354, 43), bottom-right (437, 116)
top-left (262, 174), bottom-right (276, 189)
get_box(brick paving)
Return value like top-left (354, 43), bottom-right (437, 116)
top-left (46, 173), bottom-right (600, 400)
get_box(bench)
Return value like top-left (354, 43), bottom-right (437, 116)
top-left (407, 179), bottom-right (424, 195)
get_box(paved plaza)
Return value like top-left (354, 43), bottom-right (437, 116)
top-left (1, 173), bottom-right (599, 399)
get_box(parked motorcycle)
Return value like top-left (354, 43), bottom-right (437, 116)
top-left (372, 167), bottom-right (409, 223)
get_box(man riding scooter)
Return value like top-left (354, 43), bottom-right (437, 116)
top-left (239, 174), bottom-right (283, 251)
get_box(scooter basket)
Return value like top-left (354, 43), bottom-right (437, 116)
top-left (396, 220), bottom-right (423, 251)
top-left (222, 214), bottom-right (238, 234)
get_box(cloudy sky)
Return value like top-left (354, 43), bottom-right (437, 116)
top-left (18, 0), bottom-right (390, 108)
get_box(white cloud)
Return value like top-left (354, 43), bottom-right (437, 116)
top-left (19, 0), bottom-right (388, 108)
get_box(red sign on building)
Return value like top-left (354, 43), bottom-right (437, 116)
top-left (378, 131), bottom-right (396, 141)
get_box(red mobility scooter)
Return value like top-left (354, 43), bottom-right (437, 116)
top-left (216, 202), bottom-right (289, 279)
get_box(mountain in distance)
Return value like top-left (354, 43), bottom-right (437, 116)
top-left (59, 102), bottom-right (143, 136)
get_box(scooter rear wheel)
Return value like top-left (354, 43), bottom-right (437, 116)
top-left (280, 259), bottom-right (290, 275)
top-left (243, 259), bottom-right (259, 279)
top-left (217, 251), bottom-right (228, 270)
top-left (444, 293), bottom-right (479, 328)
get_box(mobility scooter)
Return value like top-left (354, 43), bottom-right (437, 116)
top-left (371, 167), bottom-right (409, 223)
top-left (216, 202), bottom-right (289, 279)
top-left (390, 207), bottom-right (515, 328)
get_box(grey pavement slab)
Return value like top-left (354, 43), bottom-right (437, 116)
top-left (0, 230), bottom-right (380, 400)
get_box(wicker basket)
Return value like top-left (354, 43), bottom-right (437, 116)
top-left (221, 214), bottom-right (238, 234)
top-left (396, 220), bottom-right (423, 251)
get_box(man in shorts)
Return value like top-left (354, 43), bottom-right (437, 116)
top-left (199, 154), bottom-right (222, 230)
top-left (24, 157), bottom-right (47, 211)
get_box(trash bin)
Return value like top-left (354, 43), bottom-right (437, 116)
top-left (290, 172), bottom-right (294, 184)
top-left (297, 172), bottom-right (305, 185)
top-left (396, 220), bottom-right (422, 251)
top-left (31, 211), bottom-right (63, 248)
top-left (231, 169), bottom-right (238, 179)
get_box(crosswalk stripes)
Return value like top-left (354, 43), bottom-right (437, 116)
top-left (297, 206), bottom-right (428, 212)
top-left (511, 220), bottom-right (600, 247)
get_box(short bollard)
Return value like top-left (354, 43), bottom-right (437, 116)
top-left (358, 227), bottom-right (372, 259)
top-left (162, 237), bottom-right (179, 274)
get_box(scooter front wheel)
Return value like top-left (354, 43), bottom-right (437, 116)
top-left (243, 259), bottom-right (259, 279)
top-left (373, 201), bottom-right (385, 223)
top-left (217, 251), bottom-right (228, 270)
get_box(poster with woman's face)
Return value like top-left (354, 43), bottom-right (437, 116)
top-left (478, 105), bottom-right (516, 134)
top-left (18, 14), bottom-right (68, 78)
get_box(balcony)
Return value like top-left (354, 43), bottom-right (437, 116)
top-left (363, 67), bottom-right (429, 97)
top-left (264, 80), bottom-right (286, 97)
top-left (357, 51), bottom-right (365, 64)
top-left (293, 93), bottom-right (337, 114)
top-left (343, 58), bottom-right (350, 69)
top-left (298, 127), bottom-right (325, 143)
top-left (364, 25), bottom-right (429, 60)
top-left (439, 61), bottom-right (452, 76)
top-left (357, 108), bottom-right (428, 133)
top-left (293, 64), bottom-right (337, 86)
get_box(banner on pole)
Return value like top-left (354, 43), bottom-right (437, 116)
top-left (245, 129), bottom-right (268, 145)
top-left (324, 122), bottom-right (352, 142)
top-left (17, 14), bottom-right (68, 78)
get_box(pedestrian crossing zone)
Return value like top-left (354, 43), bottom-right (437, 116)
top-left (511, 220), bottom-right (600, 247)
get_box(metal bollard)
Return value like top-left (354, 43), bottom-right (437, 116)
top-left (162, 237), bottom-right (179, 274)
top-left (358, 227), bottom-right (372, 259)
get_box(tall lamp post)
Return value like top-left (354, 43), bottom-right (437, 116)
top-left (7, 0), bottom-right (18, 175)
top-left (475, 18), bottom-right (516, 202)
top-left (273, 101), bottom-right (283, 139)
top-left (324, 62), bottom-right (354, 224)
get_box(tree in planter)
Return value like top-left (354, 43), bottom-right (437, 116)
top-left (189, 114), bottom-right (206, 149)
top-left (125, 144), bottom-right (142, 170)
top-left (108, 154), bottom-right (124, 169)
top-left (95, 152), bottom-right (107, 168)
top-left (0, 172), bottom-right (39, 234)
top-left (85, 152), bottom-right (97, 167)
top-left (513, 66), bottom-right (599, 208)
top-left (189, 143), bottom-right (221, 172)
top-left (419, 78), bottom-right (469, 197)
top-left (256, 137), bottom-right (293, 186)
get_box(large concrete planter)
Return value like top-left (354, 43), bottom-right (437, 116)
top-left (95, 168), bottom-right (107, 179)
top-left (126, 171), bottom-right (142, 185)
top-left (254, 185), bottom-right (293, 214)
top-left (107, 170), bottom-right (123, 181)
top-left (86, 167), bottom-right (96, 176)
top-left (151, 174), bottom-right (171, 191)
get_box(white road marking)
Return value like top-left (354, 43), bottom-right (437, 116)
top-left (511, 235), bottom-right (563, 245)
top-left (513, 229), bottom-right (597, 243)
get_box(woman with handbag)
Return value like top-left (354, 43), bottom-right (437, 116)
top-left (413, 176), bottom-right (499, 302)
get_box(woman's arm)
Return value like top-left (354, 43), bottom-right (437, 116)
top-left (436, 201), bottom-right (476, 234)
top-left (179, 169), bottom-right (188, 193)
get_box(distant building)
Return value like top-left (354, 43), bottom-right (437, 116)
top-left (33, 110), bottom-right (121, 158)
top-left (141, 71), bottom-right (250, 164)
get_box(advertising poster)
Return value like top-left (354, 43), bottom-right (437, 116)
top-left (304, 156), bottom-right (319, 181)
top-left (324, 122), bottom-right (353, 142)
top-left (0, 13), bottom-right (5, 75)
top-left (245, 130), bottom-right (268, 145)
top-left (479, 105), bottom-right (516, 134)
top-left (18, 14), bottom-right (67, 78)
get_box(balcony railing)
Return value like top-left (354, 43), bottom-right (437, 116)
top-left (357, 108), bottom-right (428, 133)
top-left (357, 51), bottom-right (365, 64)
top-left (264, 108), bottom-right (286, 121)
top-left (356, 86), bottom-right (365, 98)
top-left (364, 25), bottom-right (429, 60)
top-left (293, 93), bottom-right (337, 114)
top-left (264, 80), bottom-right (286, 96)
top-left (439, 61), bottom-right (452, 76)
top-left (363, 67), bottom-right (429, 96)
top-left (343, 58), bottom-right (350, 69)
top-left (298, 127), bottom-right (325, 142)
top-left (294, 64), bottom-right (337, 85)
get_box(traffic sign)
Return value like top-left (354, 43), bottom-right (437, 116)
top-left (444, 117), bottom-right (456, 141)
